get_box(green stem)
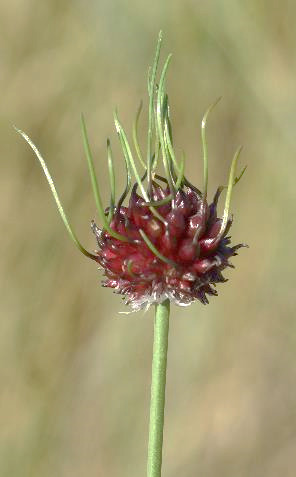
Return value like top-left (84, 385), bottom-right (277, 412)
top-left (147, 299), bottom-right (170, 477)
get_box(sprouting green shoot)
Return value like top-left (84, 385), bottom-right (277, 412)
top-left (107, 139), bottom-right (116, 223)
top-left (163, 101), bottom-right (186, 190)
top-left (147, 31), bottom-right (163, 193)
top-left (115, 126), bottom-right (132, 211)
top-left (156, 54), bottom-right (176, 197)
top-left (220, 146), bottom-right (243, 237)
top-left (152, 111), bottom-right (161, 173)
top-left (14, 127), bottom-right (97, 260)
top-left (217, 164), bottom-right (247, 194)
top-left (114, 111), bottom-right (149, 201)
top-left (114, 111), bottom-right (166, 225)
top-left (175, 151), bottom-right (185, 189)
top-left (164, 103), bottom-right (180, 175)
top-left (234, 164), bottom-right (247, 186)
top-left (81, 113), bottom-right (106, 219)
top-left (132, 101), bottom-right (146, 170)
top-left (140, 196), bottom-right (171, 207)
top-left (139, 229), bottom-right (178, 267)
top-left (140, 155), bottom-right (184, 208)
top-left (201, 97), bottom-right (222, 198)
top-left (80, 115), bottom-right (129, 242)
top-left (152, 141), bottom-right (161, 173)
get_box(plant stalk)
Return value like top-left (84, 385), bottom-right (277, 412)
top-left (147, 299), bottom-right (170, 477)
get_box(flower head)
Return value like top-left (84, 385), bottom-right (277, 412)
top-left (92, 181), bottom-right (245, 312)
top-left (16, 32), bottom-right (247, 312)
top-left (85, 33), bottom-right (247, 311)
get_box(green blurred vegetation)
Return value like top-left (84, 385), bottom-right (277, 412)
top-left (1, 1), bottom-right (296, 476)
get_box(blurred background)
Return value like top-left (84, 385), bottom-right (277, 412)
top-left (1, 1), bottom-right (296, 476)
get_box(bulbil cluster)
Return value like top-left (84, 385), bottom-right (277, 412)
top-left (92, 181), bottom-right (244, 311)
top-left (17, 32), bottom-right (246, 312)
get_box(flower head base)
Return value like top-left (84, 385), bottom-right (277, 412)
top-left (16, 32), bottom-right (247, 312)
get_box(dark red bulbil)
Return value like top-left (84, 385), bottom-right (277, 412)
top-left (92, 182), bottom-right (245, 311)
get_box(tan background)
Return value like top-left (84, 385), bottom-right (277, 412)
top-left (1, 1), bottom-right (296, 476)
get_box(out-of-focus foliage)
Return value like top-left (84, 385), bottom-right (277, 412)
top-left (1, 1), bottom-right (296, 476)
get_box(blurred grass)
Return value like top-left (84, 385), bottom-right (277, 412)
top-left (1, 1), bottom-right (296, 476)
